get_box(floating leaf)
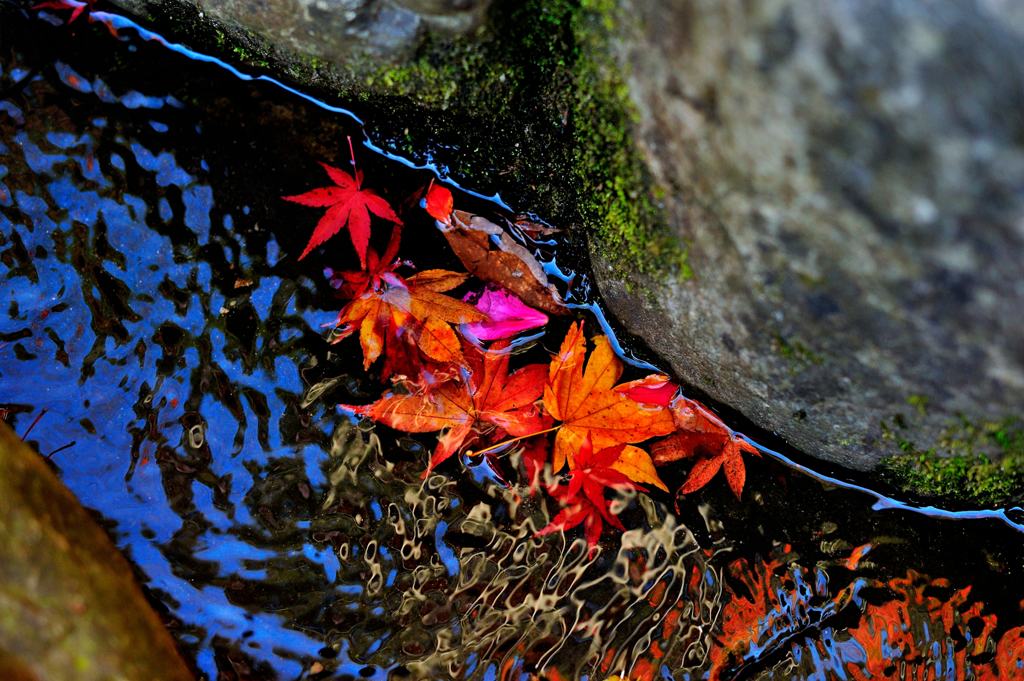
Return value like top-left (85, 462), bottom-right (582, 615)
top-left (343, 338), bottom-right (549, 473)
top-left (438, 210), bottom-right (567, 316)
top-left (424, 181), bottom-right (453, 224)
top-left (284, 159), bottom-right (402, 266)
top-left (462, 285), bottom-right (548, 341)
top-left (609, 445), bottom-right (668, 492)
top-left (544, 322), bottom-right (674, 471)
top-left (331, 269), bottom-right (485, 375)
top-left (650, 396), bottom-right (759, 500)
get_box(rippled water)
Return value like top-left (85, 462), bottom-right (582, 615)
top-left (3, 7), bottom-right (1024, 681)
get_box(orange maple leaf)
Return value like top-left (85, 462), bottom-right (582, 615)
top-left (650, 396), bottom-right (759, 500)
top-left (332, 269), bottom-right (487, 374)
top-left (345, 338), bottom-right (550, 473)
top-left (283, 159), bottom-right (402, 266)
top-left (543, 322), bottom-right (674, 472)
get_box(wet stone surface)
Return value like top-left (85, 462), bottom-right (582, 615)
top-left (3, 8), bottom-right (1024, 681)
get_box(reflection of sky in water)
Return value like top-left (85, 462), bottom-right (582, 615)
top-left (0, 76), bottom-right (334, 678)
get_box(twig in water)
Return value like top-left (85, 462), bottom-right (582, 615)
top-left (46, 441), bottom-right (76, 460)
top-left (22, 408), bottom-right (46, 438)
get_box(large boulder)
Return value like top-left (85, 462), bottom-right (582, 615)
top-left (593, 0), bottom-right (1024, 480)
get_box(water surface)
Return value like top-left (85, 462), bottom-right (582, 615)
top-left (2, 7), bottom-right (1024, 681)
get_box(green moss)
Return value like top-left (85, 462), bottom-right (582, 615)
top-left (881, 416), bottom-right (1024, 506)
top-left (330, 0), bottom-right (685, 278)
top-left (907, 394), bottom-right (929, 417)
top-left (772, 333), bottom-right (823, 373)
top-left (567, 0), bottom-right (684, 278)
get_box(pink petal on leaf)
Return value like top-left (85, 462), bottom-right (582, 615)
top-left (614, 374), bottom-right (678, 407)
top-left (461, 286), bottom-right (548, 341)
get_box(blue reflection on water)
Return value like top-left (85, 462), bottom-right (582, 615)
top-left (0, 64), bottom-right (367, 679)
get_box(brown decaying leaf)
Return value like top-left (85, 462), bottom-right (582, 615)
top-left (439, 210), bottom-right (568, 316)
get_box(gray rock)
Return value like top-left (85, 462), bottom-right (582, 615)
top-left (597, 0), bottom-right (1024, 470)
top-left (109, 0), bottom-right (491, 64)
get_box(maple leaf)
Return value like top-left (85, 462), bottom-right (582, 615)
top-left (332, 269), bottom-right (487, 374)
top-left (535, 493), bottom-right (610, 557)
top-left (543, 322), bottom-right (674, 472)
top-left (343, 338), bottom-right (550, 473)
top-left (326, 223), bottom-right (405, 299)
top-left (650, 396), bottom-right (759, 500)
top-left (536, 434), bottom-right (647, 555)
top-left (283, 155), bottom-right (402, 266)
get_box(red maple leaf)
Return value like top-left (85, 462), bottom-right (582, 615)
top-left (535, 434), bottom-right (644, 555)
top-left (283, 145), bottom-right (402, 266)
top-left (650, 396), bottom-right (759, 500)
top-left (326, 223), bottom-right (407, 299)
top-left (343, 338), bottom-right (550, 474)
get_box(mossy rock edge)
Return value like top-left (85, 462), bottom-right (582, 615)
top-left (103, 0), bottom-right (684, 282)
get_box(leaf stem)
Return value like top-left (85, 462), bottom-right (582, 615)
top-left (467, 425), bottom-right (561, 458)
top-left (347, 136), bottom-right (357, 179)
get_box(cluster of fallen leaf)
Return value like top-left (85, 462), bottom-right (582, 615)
top-left (285, 146), bottom-right (760, 554)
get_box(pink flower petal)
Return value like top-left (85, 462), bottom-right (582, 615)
top-left (462, 286), bottom-right (548, 341)
top-left (614, 375), bottom-right (678, 407)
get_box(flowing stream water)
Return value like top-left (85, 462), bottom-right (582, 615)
top-left (2, 6), bottom-right (1024, 681)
